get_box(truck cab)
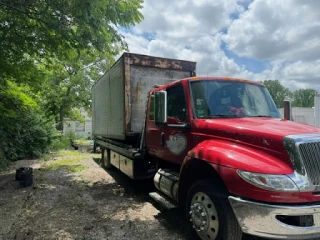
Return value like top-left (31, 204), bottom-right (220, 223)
top-left (148, 76), bottom-right (320, 240)
top-left (93, 53), bottom-right (320, 240)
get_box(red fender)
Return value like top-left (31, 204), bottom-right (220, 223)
top-left (185, 139), bottom-right (293, 174)
top-left (177, 140), bottom-right (320, 203)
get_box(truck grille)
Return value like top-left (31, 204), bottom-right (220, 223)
top-left (299, 142), bottom-right (320, 186)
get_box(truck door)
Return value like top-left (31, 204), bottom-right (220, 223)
top-left (161, 83), bottom-right (193, 164)
top-left (146, 93), bottom-right (162, 156)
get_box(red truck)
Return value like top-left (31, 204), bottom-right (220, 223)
top-left (92, 53), bottom-right (320, 240)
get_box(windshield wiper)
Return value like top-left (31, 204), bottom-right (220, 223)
top-left (247, 115), bottom-right (272, 117)
top-left (208, 114), bottom-right (240, 118)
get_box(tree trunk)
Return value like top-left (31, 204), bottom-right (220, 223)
top-left (55, 115), bottom-right (60, 130)
top-left (57, 106), bottom-right (64, 131)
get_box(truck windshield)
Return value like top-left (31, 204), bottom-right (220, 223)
top-left (190, 80), bottom-right (281, 119)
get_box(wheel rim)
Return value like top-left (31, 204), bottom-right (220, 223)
top-left (189, 192), bottom-right (219, 240)
top-left (103, 149), bottom-right (108, 166)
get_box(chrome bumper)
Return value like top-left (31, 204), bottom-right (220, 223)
top-left (229, 196), bottom-right (320, 239)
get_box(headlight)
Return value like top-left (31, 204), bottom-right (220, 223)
top-left (238, 170), bottom-right (299, 192)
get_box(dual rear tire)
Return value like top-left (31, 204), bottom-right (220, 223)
top-left (186, 180), bottom-right (242, 240)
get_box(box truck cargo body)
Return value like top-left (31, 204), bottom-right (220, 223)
top-left (92, 53), bottom-right (196, 140)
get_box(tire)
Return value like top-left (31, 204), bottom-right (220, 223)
top-left (19, 168), bottom-right (33, 187)
top-left (16, 167), bottom-right (33, 181)
top-left (21, 175), bottom-right (33, 187)
top-left (93, 142), bottom-right (97, 153)
top-left (15, 168), bottom-right (24, 181)
top-left (186, 180), bottom-right (242, 240)
top-left (101, 148), bottom-right (112, 169)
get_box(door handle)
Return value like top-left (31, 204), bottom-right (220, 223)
top-left (161, 132), bottom-right (165, 147)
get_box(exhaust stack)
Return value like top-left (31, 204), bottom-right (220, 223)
top-left (283, 100), bottom-right (292, 121)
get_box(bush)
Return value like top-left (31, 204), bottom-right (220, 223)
top-left (50, 136), bottom-right (71, 151)
top-left (0, 110), bottom-right (56, 161)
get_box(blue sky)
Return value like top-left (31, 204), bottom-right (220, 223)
top-left (118, 0), bottom-right (320, 91)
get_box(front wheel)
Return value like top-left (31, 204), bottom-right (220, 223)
top-left (186, 180), bottom-right (242, 240)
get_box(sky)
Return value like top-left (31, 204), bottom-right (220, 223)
top-left (118, 0), bottom-right (320, 92)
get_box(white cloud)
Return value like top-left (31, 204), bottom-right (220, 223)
top-left (119, 0), bottom-right (320, 92)
top-left (223, 0), bottom-right (320, 61)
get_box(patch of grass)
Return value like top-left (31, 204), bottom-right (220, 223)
top-left (66, 165), bottom-right (87, 172)
top-left (45, 156), bottom-right (83, 170)
top-left (39, 154), bottom-right (52, 163)
top-left (54, 150), bottom-right (80, 157)
top-left (0, 158), bottom-right (9, 171)
top-left (50, 136), bottom-right (71, 151)
top-left (74, 138), bottom-right (93, 146)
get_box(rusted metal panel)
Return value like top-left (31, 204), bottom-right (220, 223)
top-left (124, 54), bottom-right (132, 134)
top-left (124, 52), bottom-right (196, 74)
top-left (124, 53), bottom-right (196, 134)
top-left (92, 52), bottom-right (196, 140)
top-left (129, 66), bottom-right (192, 133)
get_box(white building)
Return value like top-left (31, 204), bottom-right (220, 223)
top-left (278, 107), bottom-right (315, 126)
top-left (63, 109), bottom-right (92, 138)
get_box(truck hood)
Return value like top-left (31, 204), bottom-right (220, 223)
top-left (193, 117), bottom-right (320, 153)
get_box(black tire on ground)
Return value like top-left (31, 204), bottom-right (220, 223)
top-left (19, 168), bottom-right (33, 187)
top-left (186, 180), bottom-right (242, 240)
top-left (15, 168), bottom-right (24, 181)
top-left (93, 142), bottom-right (97, 153)
top-left (16, 167), bottom-right (33, 181)
top-left (21, 175), bottom-right (33, 187)
top-left (101, 148), bottom-right (112, 169)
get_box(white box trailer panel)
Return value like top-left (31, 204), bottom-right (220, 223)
top-left (92, 53), bottom-right (196, 140)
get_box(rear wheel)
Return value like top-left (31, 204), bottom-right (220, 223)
top-left (186, 180), bottom-right (242, 240)
top-left (101, 148), bottom-right (112, 169)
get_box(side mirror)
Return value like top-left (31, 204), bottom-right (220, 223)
top-left (155, 91), bottom-right (167, 124)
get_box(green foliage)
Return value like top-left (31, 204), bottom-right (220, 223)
top-left (0, 0), bottom-right (143, 83)
top-left (263, 80), bottom-right (317, 108)
top-left (45, 156), bottom-right (83, 170)
top-left (0, 80), bottom-right (37, 118)
top-left (50, 136), bottom-right (71, 151)
top-left (39, 50), bottom-right (114, 130)
top-left (0, 153), bottom-right (9, 171)
top-left (68, 109), bottom-right (85, 123)
top-left (0, 81), bottom-right (57, 166)
top-left (0, 108), bottom-right (56, 161)
top-left (54, 150), bottom-right (80, 157)
top-left (67, 165), bottom-right (87, 173)
top-left (67, 131), bottom-right (76, 142)
top-left (292, 89), bottom-right (316, 108)
top-left (263, 80), bottom-right (292, 108)
top-left (75, 138), bottom-right (93, 146)
top-left (0, 0), bottom-right (143, 168)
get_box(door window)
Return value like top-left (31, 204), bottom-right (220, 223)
top-left (167, 84), bottom-right (187, 122)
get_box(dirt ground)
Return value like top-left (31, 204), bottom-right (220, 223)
top-left (0, 150), bottom-right (264, 240)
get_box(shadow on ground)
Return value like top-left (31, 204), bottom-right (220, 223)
top-left (0, 154), bottom-right (187, 240)
top-left (0, 153), bottom-right (266, 240)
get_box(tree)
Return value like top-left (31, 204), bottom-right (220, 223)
top-left (0, 0), bottom-right (143, 85)
top-left (263, 80), bottom-right (292, 108)
top-left (0, 0), bottom-right (144, 165)
top-left (37, 47), bottom-right (115, 130)
top-left (0, 80), bottom-right (55, 165)
top-left (292, 89), bottom-right (316, 108)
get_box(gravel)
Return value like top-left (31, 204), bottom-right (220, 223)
top-left (0, 151), bottom-right (271, 240)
